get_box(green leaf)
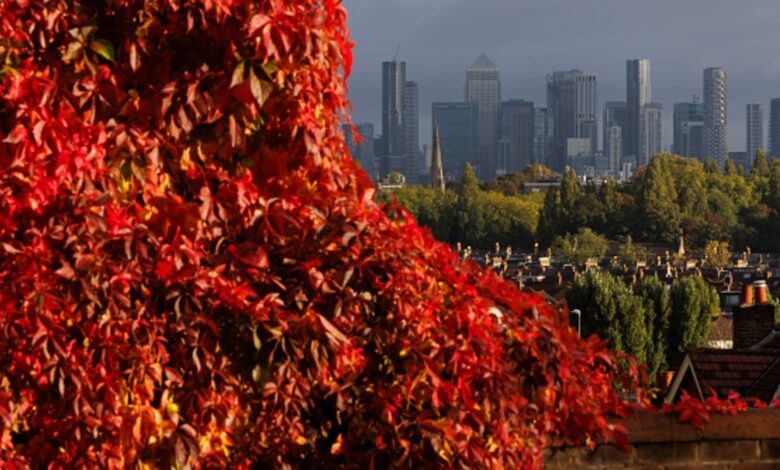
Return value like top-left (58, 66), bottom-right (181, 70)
top-left (89, 39), bottom-right (115, 62)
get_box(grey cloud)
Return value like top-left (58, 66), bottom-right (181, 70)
top-left (345, 0), bottom-right (780, 153)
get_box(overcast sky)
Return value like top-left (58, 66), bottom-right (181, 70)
top-left (343, 0), bottom-right (780, 154)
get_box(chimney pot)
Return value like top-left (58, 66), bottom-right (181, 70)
top-left (743, 283), bottom-right (754, 306)
top-left (754, 280), bottom-right (768, 305)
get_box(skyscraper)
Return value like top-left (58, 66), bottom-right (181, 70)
top-left (432, 102), bottom-right (479, 181)
top-left (703, 67), bottom-right (728, 167)
top-left (673, 100), bottom-right (704, 157)
top-left (603, 101), bottom-right (626, 151)
top-left (381, 61), bottom-right (405, 177)
top-left (626, 59), bottom-right (651, 162)
top-left (500, 100), bottom-right (535, 173)
top-left (403, 81), bottom-right (420, 181)
top-left (465, 53), bottom-right (501, 180)
top-left (770, 99), bottom-right (780, 159)
top-left (533, 107), bottom-right (553, 166)
top-left (746, 103), bottom-right (763, 169)
top-left (641, 102), bottom-right (663, 163)
top-left (546, 70), bottom-right (598, 172)
top-left (605, 125), bottom-right (622, 177)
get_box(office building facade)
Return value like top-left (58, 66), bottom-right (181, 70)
top-left (673, 100), bottom-right (704, 157)
top-left (546, 69), bottom-right (598, 172)
top-left (381, 61), bottom-right (405, 176)
top-left (465, 53), bottom-right (501, 179)
top-left (500, 100), bottom-right (535, 173)
top-left (432, 102), bottom-right (479, 181)
top-left (533, 107), bottom-right (553, 166)
top-left (403, 81), bottom-right (421, 181)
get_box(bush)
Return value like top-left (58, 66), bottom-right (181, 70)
top-left (0, 1), bottom-right (637, 467)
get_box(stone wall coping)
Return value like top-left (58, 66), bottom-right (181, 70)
top-left (620, 409), bottom-right (780, 443)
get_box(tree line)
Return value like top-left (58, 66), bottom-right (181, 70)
top-left (567, 271), bottom-right (719, 380)
top-left (390, 151), bottom-right (780, 253)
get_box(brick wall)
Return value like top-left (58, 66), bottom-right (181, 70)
top-left (733, 304), bottom-right (775, 349)
top-left (546, 409), bottom-right (780, 469)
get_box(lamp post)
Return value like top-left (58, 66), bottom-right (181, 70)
top-left (571, 309), bottom-right (581, 338)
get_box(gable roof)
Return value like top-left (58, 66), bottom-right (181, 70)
top-left (666, 349), bottom-right (780, 403)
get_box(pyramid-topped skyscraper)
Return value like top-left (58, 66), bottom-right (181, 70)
top-left (465, 53), bottom-right (501, 180)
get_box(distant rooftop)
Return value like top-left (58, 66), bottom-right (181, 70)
top-left (470, 52), bottom-right (497, 69)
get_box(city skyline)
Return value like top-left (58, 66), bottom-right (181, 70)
top-left (344, 0), bottom-right (780, 153)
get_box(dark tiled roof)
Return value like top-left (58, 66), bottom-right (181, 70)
top-left (745, 356), bottom-right (780, 402)
top-left (688, 349), bottom-right (780, 402)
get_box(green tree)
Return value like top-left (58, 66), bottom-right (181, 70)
top-left (618, 235), bottom-right (651, 265)
top-left (559, 167), bottom-right (583, 233)
top-left (536, 187), bottom-right (562, 243)
top-left (751, 148), bottom-right (769, 177)
top-left (454, 163), bottom-right (486, 247)
top-left (552, 228), bottom-right (609, 265)
top-left (639, 155), bottom-right (682, 243)
top-left (703, 158), bottom-right (720, 174)
top-left (724, 158), bottom-right (736, 176)
top-left (637, 276), bottom-right (672, 379)
top-left (668, 276), bottom-right (719, 367)
top-left (702, 240), bottom-right (731, 269)
top-left (567, 271), bottom-right (649, 363)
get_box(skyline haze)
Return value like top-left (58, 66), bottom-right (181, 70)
top-left (344, 0), bottom-right (780, 155)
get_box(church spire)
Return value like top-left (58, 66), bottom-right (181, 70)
top-left (430, 126), bottom-right (445, 192)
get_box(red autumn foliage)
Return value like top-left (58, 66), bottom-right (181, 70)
top-left (0, 0), bottom-right (646, 467)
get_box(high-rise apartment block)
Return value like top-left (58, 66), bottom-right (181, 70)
top-left (605, 125), bottom-right (623, 177)
top-left (465, 53), bottom-right (501, 179)
top-left (432, 102), bottom-right (479, 181)
top-left (673, 100), bottom-right (704, 158)
top-left (500, 100), bottom-right (535, 173)
top-left (626, 59), bottom-right (651, 163)
top-left (546, 69), bottom-right (598, 172)
top-left (641, 102), bottom-right (663, 162)
top-left (746, 103), bottom-right (763, 169)
top-left (703, 67), bottom-right (728, 167)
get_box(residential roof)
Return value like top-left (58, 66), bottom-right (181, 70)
top-left (666, 349), bottom-right (780, 403)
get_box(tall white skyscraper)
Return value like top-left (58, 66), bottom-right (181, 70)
top-left (465, 53), bottom-right (501, 179)
top-left (703, 67), bottom-right (728, 167)
top-left (626, 59), bottom-right (651, 162)
top-left (746, 103), bottom-right (763, 167)
top-left (641, 102), bottom-right (663, 164)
